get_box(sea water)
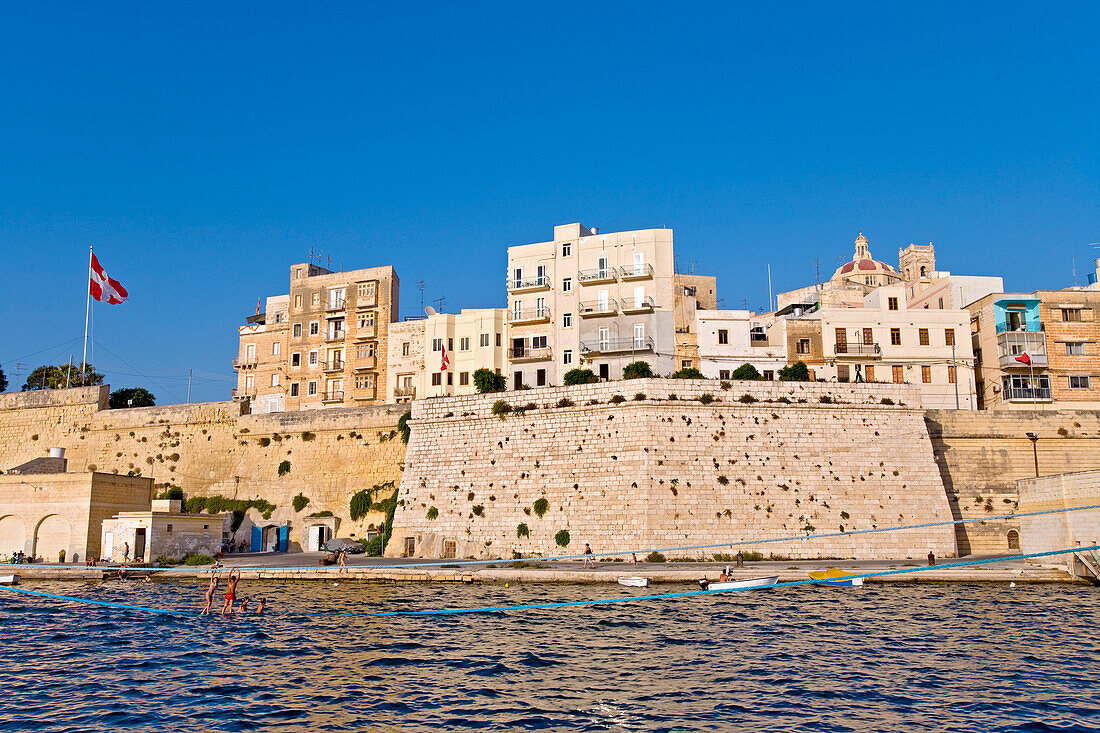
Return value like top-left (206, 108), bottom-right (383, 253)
top-left (1, 580), bottom-right (1097, 732)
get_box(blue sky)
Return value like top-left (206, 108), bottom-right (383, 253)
top-left (1, 2), bottom-right (1098, 402)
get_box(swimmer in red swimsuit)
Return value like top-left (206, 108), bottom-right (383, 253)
top-left (220, 568), bottom-right (241, 615)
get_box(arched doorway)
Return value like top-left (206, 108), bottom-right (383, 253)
top-left (0, 515), bottom-right (27, 557)
top-left (1007, 530), bottom-right (1020, 551)
top-left (34, 514), bottom-right (71, 562)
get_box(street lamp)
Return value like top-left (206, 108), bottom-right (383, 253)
top-left (1026, 432), bottom-right (1039, 477)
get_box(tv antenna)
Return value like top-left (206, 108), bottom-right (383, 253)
top-left (417, 281), bottom-right (425, 314)
top-left (433, 296), bottom-right (446, 313)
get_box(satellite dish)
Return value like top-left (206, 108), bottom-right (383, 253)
top-left (424, 306), bottom-right (436, 316)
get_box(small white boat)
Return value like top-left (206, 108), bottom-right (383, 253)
top-left (698, 575), bottom-right (779, 591)
top-left (617, 576), bottom-right (650, 588)
top-left (0, 575), bottom-right (18, 586)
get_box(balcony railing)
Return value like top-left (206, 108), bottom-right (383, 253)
top-left (232, 357), bottom-right (258, 369)
top-left (997, 331), bottom-right (1048, 368)
top-left (581, 336), bottom-right (654, 354)
top-left (619, 296), bottom-right (655, 314)
top-left (834, 343), bottom-right (882, 357)
top-left (996, 322), bottom-right (1042, 334)
top-left (508, 307), bottom-right (551, 324)
top-left (325, 297), bottom-right (346, 312)
top-left (510, 346), bottom-right (552, 362)
top-left (324, 330), bottom-right (345, 342)
top-left (507, 276), bottom-right (551, 293)
top-left (1003, 385), bottom-right (1052, 401)
top-left (321, 390), bottom-right (345, 403)
top-left (578, 267), bottom-right (617, 284)
top-left (579, 300), bottom-right (618, 317)
top-left (394, 386), bottom-right (416, 399)
top-left (619, 263), bottom-right (654, 280)
top-left (323, 359), bottom-right (344, 372)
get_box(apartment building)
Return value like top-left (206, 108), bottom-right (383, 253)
top-left (695, 310), bottom-right (787, 379)
top-left (506, 223), bottom-right (681, 387)
top-left (969, 285), bottom-right (1100, 409)
top-left (672, 274), bottom-right (718, 372)
top-left (818, 285), bottom-right (976, 409)
top-left (385, 309), bottom-right (506, 401)
top-left (235, 262), bottom-right (399, 412)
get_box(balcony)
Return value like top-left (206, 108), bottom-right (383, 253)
top-left (510, 346), bottom-right (552, 362)
top-left (325, 297), bottom-right (346, 312)
top-left (394, 386), bottom-right (416, 399)
top-left (354, 356), bottom-right (377, 370)
top-left (352, 387), bottom-right (377, 401)
top-left (1003, 385), bottom-right (1052, 402)
top-left (995, 321), bottom-right (1042, 335)
top-left (232, 357), bottom-right (258, 369)
top-left (356, 292), bottom-right (377, 308)
top-left (619, 263), bottom-right (654, 281)
top-left (355, 325), bottom-right (377, 340)
top-left (581, 336), bottom-right (654, 355)
top-left (324, 330), bottom-right (345, 343)
top-left (323, 359), bottom-right (344, 373)
top-left (321, 390), bottom-right (345, 403)
top-left (579, 300), bottom-right (618, 318)
top-left (619, 296), bottom-right (655, 314)
top-left (507, 276), bottom-right (551, 293)
top-left (508, 307), bottom-right (551, 325)
top-left (997, 331), bottom-right (1048, 369)
top-left (578, 267), bottom-right (617, 285)
top-left (834, 343), bottom-right (882, 357)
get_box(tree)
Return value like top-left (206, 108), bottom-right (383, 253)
top-left (779, 361), bottom-right (811, 381)
top-left (109, 388), bottom-right (156, 408)
top-left (563, 368), bottom-right (599, 386)
top-left (731, 363), bottom-right (762, 380)
top-left (22, 363), bottom-right (103, 391)
top-left (473, 368), bottom-right (506, 393)
top-left (0, 364), bottom-right (6, 392)
top-left (671, 367), bottom-right (704, 379)
top-left (623, 361), bottom-right (654, 379)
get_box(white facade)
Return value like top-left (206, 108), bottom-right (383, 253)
top-left (695, 310), bottom-right (787, 379)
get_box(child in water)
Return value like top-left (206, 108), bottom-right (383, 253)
top-left (255, 598), bottom-right (266, 615)
top-left (200, 574), bottom-right (218, 616)
top-left (220, 568), bottom-right (241, 614)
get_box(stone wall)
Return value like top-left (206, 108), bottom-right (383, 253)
top-left (1016, 469), bottom-right (1100, 567)
top-left (390, 379), bottom-right (957, 560)
top-left (925, 409), bottom-right (1100, 554)
top-left (0, 387), bottom-right (409, 548)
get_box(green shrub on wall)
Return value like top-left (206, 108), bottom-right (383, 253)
top-left (563, 368), bottom-right (598, 385)
top-left (516, 523), bottom-right (529, 538)
top-left (292, 493), bottom-right (310, 512)
top-left (623, 361), bottom-right (654, 379)
top-left (277, 460), bottom-right (291, 476)
top-left (398, 411), bottom-right (412, 443)
top-left (426, 506), bottom-right (438, 520)
top-left (533, 498), bottom-right (550, 518)
top-left (554, 529), bottom-right (570, 547)
top-left (671, 367), bottom-right (703, 379)
top-left (183, 495), bottom-right (276, 520)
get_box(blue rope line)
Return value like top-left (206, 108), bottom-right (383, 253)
top-left (1, 545), bottom-right (1094, 618)
top-left (13, 503), bottom-right (1100, 573)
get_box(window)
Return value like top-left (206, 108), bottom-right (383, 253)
top-left (718, 329), bottom-right (729, 345)
top-left (460, 337), bottom-right (470, 351)
top-left (562, 242), bottom-right (571, 257)
top-left (308, 381), bottom-right (317, 396)
top-left (682, 360), bottom-right (691, 368)
top-left (1062, 308), bottom-right (1082, 322)
top-left (245, 375), bottom-right (254, 390)
top-left (945, 329), bottom-right (955, 346)
top-left (355, 375), bottom-right (374, 390)
top-left (357, 312), bottom-right (375, 330)
top-left (892, 365), bottom-right (904, 383)
top-left (719, 370), bottom-right (731, 380)
top-left (536, 369), bottom-right (546, 387)
top-left (536, 265), bottom-right (546, 285)
top-left (246, 344), bottom-right (256, 360)
top-left (562, 278), bottom-right (572, 293)
top-left (597, 256), bottom-right (608, 277)
top-left (837, 364), bottom-right (850, 382)
top-left (512, 268), bottom-right (523, 288)
top-left (311, 292), bottom-right (320, 306)
top-left (328, 288), bottom-right (345, 309)
top-left (563, 313), bottom-right (573, 328)
top-left (797, 338), bottom-right (810, 355)
top-left (947, 366), bottom-right (956, 384)
top-left (763, 370), bottom-right (775, 381)
top-left (356, 344), bottom-right (374, 359)
top-left (432, 338), bottom-right (443, 352)
top-left (938, 297), bottom-right (944, 309)
top-left (432, 373), bottom-right (442, 386)
top-left (166, 524), bottom-right (173, 534)
top-left (459, 372), bottom-right (469, 386)
top-left (357, 282), bottom-right (375, 299)
top-left (291, 352), bottom-right (301, 367)
top-left (272, 342), bottom-right (281, 356)
top-left (563, 349), bottom-right (573, 365)
top-left (865, 365), bottom-right (875, 382)
top-left (634, 323), bottom-right (646, 348)
top-left (294, 294), bottom-right (303, 309)
top-left (863, 328), bottom-right (873, 345)
top-left (919, 328), bottom-right (929, 346)
top-left (309, 321), bottom-right (319, 336)
top-left (309, 350), bottom-right (318, 366)
top-left (480, 333), bottom-right (490, 348)
top-left (890, 328), bottom-right (901, 346)
top-left (1069, 375), bottom-right (1091, 389)
top-left (290, 383), bottom-right (299, 397)
top-left (496, 333), bottom-right (502, 347)
top-left (293, 323), bottom-right (302, 338)
top-left (448, 338), bottom-right (454, 351)
top-left (888, 297), bottom-right (899, 311)
top-left (402, 342), bottom-right (410, 357)
top-left (531, 335), bottom-right (548, 349)
top-left (271, 373), bottom-right (280, 387)
top-left (921, 365), bottom-right (932, 383)
top-left (1065, 342), bottom-right (1085, 355)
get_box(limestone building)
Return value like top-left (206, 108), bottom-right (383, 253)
top-left (101, 499), bottom-right (228, 562)
top-left (777, 232), bottom-right (904, 310)
top-left (385, 319), bottom-right (427, 404)
top-left (235, 262), bottom-right (399, 412)
top-left (969, 282), bottom-right (1100, 409)
top-left (695, 309), bottom-right (787, 379)
top-left (901, 243), bottom-right (1004, 310)
top-left (672, 274), bottom-right (719, 372)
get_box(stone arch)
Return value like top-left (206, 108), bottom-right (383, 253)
top-left (33, 514), bottom-right (71, 562)
top-left (0, 515), bottom-right (27, 557)
top-left (1007, 529), bottom-right (1020, 551)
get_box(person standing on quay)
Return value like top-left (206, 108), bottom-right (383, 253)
top-left (736, 551), bottom-right (744, 568)
top-left (582, 543), bottom-right (595, 568)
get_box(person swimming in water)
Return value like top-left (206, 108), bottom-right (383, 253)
top-left (200, 573), bottom-right (219, 615)
top-left (220, 568), bottom-right (241, 614)
top-left (238, 596), bottom-right (250, 613)
top-left (255, 597), bottom-right (266, 615)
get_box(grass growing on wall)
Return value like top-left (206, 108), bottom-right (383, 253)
top-left (184, 495), bottom-right (276, 520)
top-left (292, 493), bottom-right (310, 512)
top-left (533, 498), bottom-right (550, 518)
top-left (516, 523), bottom-right (529, 538)
top-left (278, 460), bottom-right (291, 476)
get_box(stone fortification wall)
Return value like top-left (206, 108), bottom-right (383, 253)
top-left (0, 387), bottom-right (408, 547)
top-left (390, 379), bottom-right (957, 560)
top-left (1016, 469), bottom-right (1100, 568)
top-left (925, 409), bottom-right (1100, 554)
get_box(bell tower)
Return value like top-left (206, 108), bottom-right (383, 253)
top-left (898, 243), bottom-right (936, 282)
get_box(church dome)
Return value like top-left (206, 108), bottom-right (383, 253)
top-left (830, 232), bottom-right (901, 284)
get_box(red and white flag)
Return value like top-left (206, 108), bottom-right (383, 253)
top-left (441, 345), bottom-right (450, 371)
top-left (89, 253), bottom-right (128, 304)
top-left (1015, 352), bottom-right (1031, 365)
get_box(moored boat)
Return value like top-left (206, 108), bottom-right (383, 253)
top-left (698, 575), bottom-right (779, 591)
top-left (617, 576), bottom-right (650, 588)
top-left (0, 575), bottom-right (18, 586)
top-left (808, 568), bottom-right (864, 587)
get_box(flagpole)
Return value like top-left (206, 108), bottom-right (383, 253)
top-left (81, 246), bottom-right (92, 386)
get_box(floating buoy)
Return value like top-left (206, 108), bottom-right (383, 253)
top-left (1010, 582), bottom-right (1016, 588)
top-left (505, 583), bottom-right (510, 588)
